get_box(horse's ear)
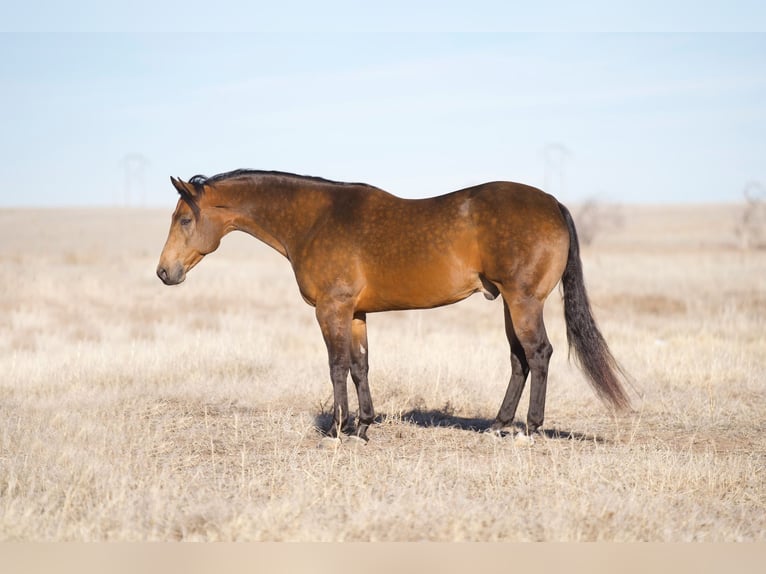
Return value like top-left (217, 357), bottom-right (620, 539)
top-left (170, 176), bottom-right (198, 198)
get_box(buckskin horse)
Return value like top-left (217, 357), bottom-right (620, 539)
top-left (156, 170), bottom-right (631, 442)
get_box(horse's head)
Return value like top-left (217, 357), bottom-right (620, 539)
top-left (156, 176), bottom-right (227, 285)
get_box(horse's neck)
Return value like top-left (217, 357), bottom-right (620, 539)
top-left (221, 178), bottom-right (330, 259)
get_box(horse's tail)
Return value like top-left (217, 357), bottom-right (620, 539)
top-left (558, 202), bottom-right (632, 411)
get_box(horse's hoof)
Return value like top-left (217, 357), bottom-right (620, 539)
top-left (514, 432), bottom-right (535, 446)
top-left (318, 436), bottom-right (342, 450)
top-left (345, 435), bottom-right (368, 448)
top-left (485, 427), bottom-right (506, 439)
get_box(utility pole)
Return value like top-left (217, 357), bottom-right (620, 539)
top-left (541, 143), bottom-right (572, 199)
top-left (120, 153), bottom-right (150, 207)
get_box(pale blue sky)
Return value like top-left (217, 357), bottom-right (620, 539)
top-left (1, 7), bottom-right (765, 206)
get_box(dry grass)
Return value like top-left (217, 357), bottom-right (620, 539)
top-left (0, 204), bottom-right (764, 541)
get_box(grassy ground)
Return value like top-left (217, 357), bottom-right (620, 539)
top-left (0, 204), bottom-right (763, 541)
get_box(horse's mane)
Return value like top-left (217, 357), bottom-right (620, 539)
top-left (178, 170), bottom-right (379, 218)
top-left (187, 169), bottom-right (375, 194)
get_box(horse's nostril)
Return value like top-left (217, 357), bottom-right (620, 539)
top-left (157, 267), bottom-right (168, 282)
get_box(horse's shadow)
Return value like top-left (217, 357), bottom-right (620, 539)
top-left (314, 408), bottom-right (606, 443)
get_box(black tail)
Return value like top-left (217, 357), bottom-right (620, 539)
top-left (558, 203), bottom-right (632, 411)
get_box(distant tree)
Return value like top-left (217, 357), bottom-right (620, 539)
top-left (574, 197), bottom-right (624, 247)
top-left (736, 181), bottom-right (766, 250)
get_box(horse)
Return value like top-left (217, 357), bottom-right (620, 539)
top-left (156, 169), bottom-right (631, 442)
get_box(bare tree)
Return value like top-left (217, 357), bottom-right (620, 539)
top-left (574, 197), bottom-right (624, 247)
top-left (736, 181), bottom-right (766, 250)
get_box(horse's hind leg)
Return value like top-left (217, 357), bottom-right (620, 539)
top-left (500, 293), bottom-right (553, 434)
top-left (491, 299), bottom-right (530, 432)
top-left (350, 313), bottom-right (374, 441)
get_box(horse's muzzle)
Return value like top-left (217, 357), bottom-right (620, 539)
top-left (156, 263), bottom-right (185, 285)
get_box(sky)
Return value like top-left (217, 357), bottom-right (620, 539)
top-left (1, 6), bottom-right (765, 206)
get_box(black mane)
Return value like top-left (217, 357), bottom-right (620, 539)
top-left (178, 170), bottom-right (379, 218)
top-left (187, 169), bottom-right (375, 193)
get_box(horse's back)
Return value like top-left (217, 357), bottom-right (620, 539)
top-left (298, 180), bottom-right (570, 310)
top-left (340, 179), bottom-right (570, 284)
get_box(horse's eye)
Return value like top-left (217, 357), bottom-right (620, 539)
top-left (180, 217), bottom-right (193, 227)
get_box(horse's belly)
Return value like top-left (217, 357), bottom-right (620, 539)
top-left (357, 270), bottom-right (484, 312)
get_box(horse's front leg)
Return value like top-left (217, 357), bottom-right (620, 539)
top-left (315, 299), bottom-right (355, 438)
top-left (350, 312), bottom-right (374, 442)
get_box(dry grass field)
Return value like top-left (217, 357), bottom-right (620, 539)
top-left (0, 203), bottom-right (764, 541)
